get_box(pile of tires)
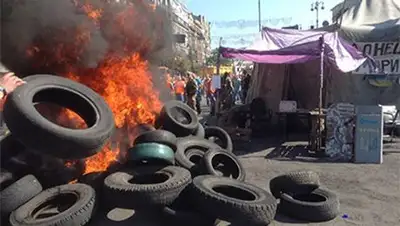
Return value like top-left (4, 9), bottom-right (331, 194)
top-left (0, 75), bottom-right (341, 226)
top-left (100, 100), bottom-right (278, 225)
top-left (0, 75), bottom-right (114, 226)
top-left (269, 171), bottom-right (341, 222)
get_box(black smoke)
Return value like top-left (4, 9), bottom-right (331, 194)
top-left (0, 0), bottom-right (173, 77)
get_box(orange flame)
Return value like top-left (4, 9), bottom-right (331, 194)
top-left (65, 53), bottom-right (161, 174)
top-left (28, 1), bottom-right (164, 175)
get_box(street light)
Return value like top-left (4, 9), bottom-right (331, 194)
top-left (310, 1), bottom-right (324, 28)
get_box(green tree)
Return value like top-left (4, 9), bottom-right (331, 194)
top-left (161, 54), bottom-right (191, 74)
top-left (205, 48), bottom-right (232, 66)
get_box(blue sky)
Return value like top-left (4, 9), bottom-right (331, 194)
top-left (186, 0), bottom-right (343, 49)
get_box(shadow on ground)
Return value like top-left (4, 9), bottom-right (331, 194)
top-left (88, 206), bottom-right (165, 226)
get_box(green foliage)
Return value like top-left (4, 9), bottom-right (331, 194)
top-left (161, 54), bottom-right (191, 74)
top-left (205, 48), bottom-right (232, 66)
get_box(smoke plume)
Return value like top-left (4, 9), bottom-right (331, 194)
top-left (0, 0), bottom-right (173, 77)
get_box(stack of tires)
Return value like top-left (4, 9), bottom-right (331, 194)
top-left (269, 171), bottom-right (341, 222)
top-left (0, 75), bottom-right (116, 226)
top-left (101, 100), bottom-right (278, 225)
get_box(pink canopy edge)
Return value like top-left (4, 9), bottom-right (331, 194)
top-left (220, 27), bottom-right (367, 73)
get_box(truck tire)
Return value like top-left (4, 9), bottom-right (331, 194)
top-left (190, 176), bottom-right (277, 225)
top-left (160, 101), bottom-right (199, 137)
top-left (3, 74), bottom-right (115, 159)
top-left (9, 183), bottom-right (96, 226)
top-left (175, 137), bottom-right (221, 171)
top-left (200, 150), bottom-right (245, 181)
top-left (103, 166), bottom-right (191, 209)
top-left (269, 171), bottom-right (320, 199)
top-left (1, 175), bottom-right (43, 215)
top-left (204, 126), bottom-right (233, 152)
top-left (279, 188), bottom-right (340, 222)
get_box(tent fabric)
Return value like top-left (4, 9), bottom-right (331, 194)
top-left (317, 0), bottom-right (400, 41)
top-left (220, 27), bottom-right (366, 73)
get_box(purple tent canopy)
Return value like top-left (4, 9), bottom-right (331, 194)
top-left (220, 27), bottom-right (367, 73)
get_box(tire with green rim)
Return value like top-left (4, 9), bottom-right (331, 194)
top-left (133, 129), bottom-right (177, 151)
top-left (128, 143), bottom-right (175, 165)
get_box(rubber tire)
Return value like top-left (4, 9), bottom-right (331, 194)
top-left (200, 150), bottom-right (245, 181)
top-left (103, 166), bottom-right (191, 209)
top-left (0, 169), bottom-right (14, 190)
top-left (190, 176), bottom-right (277, 225)
top-left (3, 74), bottom-right (115, 159)
top-left (128, 143), bottom-right (175, 165)
top-left (269, 171), bottom-right (320, 199)
top-left (160, 100), bottom-right (199, 136)
top-left (175, 137), bottom-right (221, 171)
top-left (1, 175), bottom-right (43, 215)
top-left (133, 129), bottom-right (177, 151)
top-left (9, 183), bottom-right (96, 226)
top-left (204, 126), bottom-right (233, 152)
top-left (279, 188), bottom-right (340, 222)
top-left (192, 123), bottom-right (205, 138)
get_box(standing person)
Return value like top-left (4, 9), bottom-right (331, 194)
top-left (174, 75), bottom-right (186, 102)
top-left (166, 72), bottom-right (174, 97)
top-left (221, 72), bottom-right (234, 110)
top-left (185, 73), bottom-right (198, 110)
top-left (232, 74), bottom-right (241, 104)
top-left (204, 75), bottom-right (216, 115)
top-left (203, 75), bottom-right (210, 106)
top-left (194, 74), bottom-right (203, 114)
top-left (241, 70), bottom-right (251, 103)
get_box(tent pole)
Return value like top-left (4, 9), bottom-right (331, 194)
top-left (317, 36), bottom-right (325, 152)
top-left (215, 37), bottom-right (223, 116)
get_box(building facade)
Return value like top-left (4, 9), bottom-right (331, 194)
top-left (153, 0), bottom-right (211, 66)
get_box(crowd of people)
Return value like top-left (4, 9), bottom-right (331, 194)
top-left (165, 70), bottom-right (251, 115)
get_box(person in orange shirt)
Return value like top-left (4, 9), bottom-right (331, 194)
top-left (165, 73), bottom-right (174, 95)
top-left (174, 76), bottom-right (186, 102)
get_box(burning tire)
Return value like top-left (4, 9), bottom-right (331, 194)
top-left (3, 74), bottom-right (115, 159)
top-left (159, 101), bottom-right (199, 137)
top-left (9, 183), bottom-right (96, 226)
top-left (127, 143), bottom-right (175, 165)
top-left (1, 174), bottom-right (43, 215)
top-left (103, 166), bottom-right (191, 209)
top-left (269, 171), bottom-right (320, 199)
top-left (175, 137), bottom-right (221, 172)
top-left (204, 126), bottom-right (233, 152)
top-left (200, 150), bottom-right (245, 181)
top-left (190, 176), bottom-right (277, 225)
top-left (133, 129), bottom-right (177, 151)
top-left (279, 188), bottom-right (340, 222)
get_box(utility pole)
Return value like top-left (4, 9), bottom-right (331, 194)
top-left (311, 1), bottom-right (325, 28)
